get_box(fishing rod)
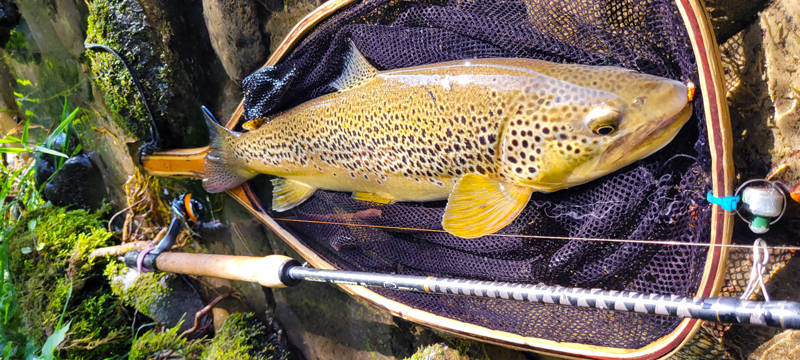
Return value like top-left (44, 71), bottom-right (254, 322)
top-left (123, 250), bottom-right (800, 330)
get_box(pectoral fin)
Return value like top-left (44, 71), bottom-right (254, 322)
top-left (443, 174), bottom-right (533, 238)
top-left (271, 178), bottom-right (316, 212)
top-left (352, 191), bottom-right (395, 204)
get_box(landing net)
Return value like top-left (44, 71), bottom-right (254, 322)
top-left (241, 0), bottom-right (708, 348)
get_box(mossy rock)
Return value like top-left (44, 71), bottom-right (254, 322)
top-left (85, 0), bottom-right (207, 148)
top-left (202, 313), bottom-right (291, 360)
top-left (129, 321), bottom-right (205, 360)
top-left (6, 206), bottom-right (132, 358)
top-left (127, 312), bottom-right (292, 360)
top-left (105, 261), bottom-right (170, 314)
top-left (106, 263), bottom-right (205, 334)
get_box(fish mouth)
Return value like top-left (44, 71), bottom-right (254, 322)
top-left (599, 102), bottom-right (693, 172)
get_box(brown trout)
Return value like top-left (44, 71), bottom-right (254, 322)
top-left (203, 43), bottom-right (692, 238)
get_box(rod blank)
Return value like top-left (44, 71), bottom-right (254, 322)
top-left (124, 251), bottom-right (800, 329)
top-left (287, 266), bottom-right (800, 329)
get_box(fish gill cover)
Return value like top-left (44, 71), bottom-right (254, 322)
top-left (240, 0), bottom-right (709, 349)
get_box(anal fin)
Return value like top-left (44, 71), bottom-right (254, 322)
top-left (352, 191), bottom-right (395, 204)
top-left (443, 173), bottom-right (533, 239)
top-left (271, 178), bottom-right (316, 212)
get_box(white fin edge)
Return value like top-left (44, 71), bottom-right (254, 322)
top-left (330, 40), bottom-right (378, 91)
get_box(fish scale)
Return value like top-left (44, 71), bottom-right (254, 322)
top-left (202, 42), bottom-right (691, 238)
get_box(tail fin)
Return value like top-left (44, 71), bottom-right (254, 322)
top-left (202, 106), bottom-right (255, 193)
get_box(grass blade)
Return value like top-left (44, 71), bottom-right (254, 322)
top-left (30, 145), bottom-right (68, 158)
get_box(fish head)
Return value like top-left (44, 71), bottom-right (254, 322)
top-left (500, 69), bottom-right (692, 192)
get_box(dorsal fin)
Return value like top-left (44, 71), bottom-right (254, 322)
top-left (330, 40), bottom-right (377, 91)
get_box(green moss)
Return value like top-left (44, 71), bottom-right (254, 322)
top-left (3, 28), bottom-right (36, 63)
top-left (202, 313), bottom-right (290, 360)
top-left (129, 321), bottom-right (204, 360)
top-left (405, 343), bottom-right (466, 360)
top-left (106, 260), bottom-right (170, 314)
top-left (6, 205), bottom-right (132, 358)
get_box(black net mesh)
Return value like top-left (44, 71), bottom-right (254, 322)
top-left (241, 0), bottom-right (711, 349)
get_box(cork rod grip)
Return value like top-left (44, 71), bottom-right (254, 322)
top-left (154, 253), bottom-right (298, 288)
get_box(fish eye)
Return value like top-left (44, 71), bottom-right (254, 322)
top-left (592, 124), bottom-right (617, 135)
top-left (584, 105), bottom-right (620, 136)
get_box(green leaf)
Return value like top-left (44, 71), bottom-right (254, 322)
top-left (39, 321), bottom-right (70, 360)
top-left (21, 119), bottom-right (29, 144)
top-left (61, 97), bottom-right (68, 124)
top-left (0, 135), bottom-right (22, 143)
top-left (57, 283), bottom-right (72, 329)
top-left (30, 145), bottom-right (68, 158)
top-left (52, 108), bottom-right (80, 136)
top-left (16, 79), bottom-right (32, 86)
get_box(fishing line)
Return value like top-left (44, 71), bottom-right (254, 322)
top-left (84, 42), bottom-right (161, 161)
top-left (271, 216), bottom-right (800, 251)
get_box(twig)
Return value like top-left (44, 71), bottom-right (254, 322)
top-left (181, 293), bottom-right (230, 337)
top-left (107, 197), bottom-right (145, 233)
top-left (88, 241), bottom-right (154, 259)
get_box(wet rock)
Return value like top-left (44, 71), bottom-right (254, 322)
top-left (705, 0), bottom-right (771, 43)
top-left (42, 153), bottom-right (107, 211)
top-left (0, 0), bottom-right (20, 46)
top-left (111, 268), bottom-right (207, 336)
top-left (721, 0), bottom-right (800, 216)
top-left (749, 330), bottom-right (800, 359)
top-left (758, 0), bottom-right (800, 186)
top-left (263, 0), bottom-right (319, 54)
top-left (202, 0), bottom-right (267, 82)
top-left (34, 130), bottom-right (80, 186)
top-left (202, 312), bottom-right (292, 359)
top-left (85, 0), bottom-right (220, 148)
top-left (0, 60), bottom-right (19, 133)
